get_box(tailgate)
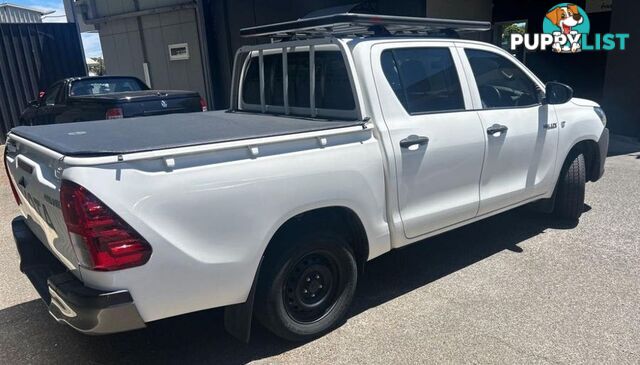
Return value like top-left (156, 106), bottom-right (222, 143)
top-left (122, 95), bottom-right (201, 117)
top-left (4, 137), bottom-right (80, 275)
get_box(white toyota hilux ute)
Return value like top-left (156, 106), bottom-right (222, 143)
top-left (4, 14), bottom-right (608, 342)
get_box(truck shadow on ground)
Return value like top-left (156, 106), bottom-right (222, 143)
top-left (0, 207), bottom-right (585, 364)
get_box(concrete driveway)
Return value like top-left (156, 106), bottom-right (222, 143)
top-left (0, 138), bottom-right (639, 364)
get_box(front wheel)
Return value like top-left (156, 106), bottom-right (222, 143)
top-left (553, 153), bottom-right (586, 221)
top-left (255, 232), bottom-right (357, 341)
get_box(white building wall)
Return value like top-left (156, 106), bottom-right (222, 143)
top-left (85, 0), bottom-right (207, 100)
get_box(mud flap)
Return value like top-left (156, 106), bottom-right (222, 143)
top-left (224, 257), bottom-right (263, 343)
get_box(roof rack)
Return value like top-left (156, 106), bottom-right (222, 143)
top-left (240, 13), bottom-right (491, 40)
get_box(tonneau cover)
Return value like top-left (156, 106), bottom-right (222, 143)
top-left (10, 111), bottom-right (364, 157)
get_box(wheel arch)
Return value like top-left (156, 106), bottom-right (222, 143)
top-left (223, 205), bottom-right (370, 342)
top-left (533, 137), bottom-right (599, 214)
top-left (263, 206), bottom-right (370, 273)
top-left (565, 138), bottom-right (600, 182)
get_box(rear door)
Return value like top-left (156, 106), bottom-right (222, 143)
top-left (372, 42), bottom-right (486, 240)
top-left (456, 45), bottom-right (559, 215)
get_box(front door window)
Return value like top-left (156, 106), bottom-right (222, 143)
top-left (465, 49), bottom-right (540, 109)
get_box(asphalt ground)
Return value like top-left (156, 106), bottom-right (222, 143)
top-left (0, 136), bottom-right (638, 364)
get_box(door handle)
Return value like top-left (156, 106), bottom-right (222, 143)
top-left (486, 124), bottom-right (508, 135)
top-left (400, 135), bottom-right (429, 149)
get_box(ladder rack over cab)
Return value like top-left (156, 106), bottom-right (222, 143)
top-left (239, 12), bottom-right (491, 39)
top-left (230, 13), bottom-right (491, 120)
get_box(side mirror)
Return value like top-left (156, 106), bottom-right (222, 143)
top-left (28, 99), bottom-right (40, 108)
top-left (544, 82), bottom-right (573, 105)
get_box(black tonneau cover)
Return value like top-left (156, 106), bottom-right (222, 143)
top-left (10, 111), bottom-right (364, 157)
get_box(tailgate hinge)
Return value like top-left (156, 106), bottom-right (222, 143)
top-left (6, 140), bottom-right (18, 153)
top-left (53, 157), bottom-right (65, 180)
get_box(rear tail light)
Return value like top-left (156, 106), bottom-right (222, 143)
top-left (3, 151), bottom-right (21, 206)
top-left (60, 180), bottom-right (151, 271)
top-left (199, 97), bottom-right (208, 112)
top-left (105, 107), bottom-right (124, 119)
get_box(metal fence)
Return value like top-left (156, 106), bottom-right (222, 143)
top-left (0, 23), bottom-right (86, 143)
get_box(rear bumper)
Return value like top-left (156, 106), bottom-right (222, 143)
top-left (594, 127), bottom-right (609, 182)
top-left (12, 217), bottom-right (145, 335)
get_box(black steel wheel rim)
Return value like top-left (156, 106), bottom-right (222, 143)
top-left (283, 250), bottom-right (342, 324)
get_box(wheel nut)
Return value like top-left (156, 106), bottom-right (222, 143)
top-left (303, 289), bottom-right (308, 293)
top-left (315, 274), bottom-right (320, 279)
top-left (319, 285), bottom-right (323, 289)
top-left (311, 294), bottom-right (316, 297)
top-left (306, 277), bottom-right (311, 282)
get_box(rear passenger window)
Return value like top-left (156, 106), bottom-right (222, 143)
top-left (381, 48), bottom-right (464, 114)
top-left (465, 49), bottom-right (540, 108)
top-left (242, 50), bottom-right (355, 117)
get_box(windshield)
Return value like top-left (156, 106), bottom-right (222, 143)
top-left (70, 78), bottom-right (148, 96)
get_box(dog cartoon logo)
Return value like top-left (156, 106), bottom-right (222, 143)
top-left (511, 4), bottom-right (627, 53)
top-left (543, 3), bottom-right (590, 53)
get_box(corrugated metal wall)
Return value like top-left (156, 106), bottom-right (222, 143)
top-left (0, 23), bottom-right (86, 143)
top-left (0, 6), bottom-right (43, 23)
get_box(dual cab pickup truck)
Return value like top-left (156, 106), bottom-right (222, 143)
top-left (19, 76), bottom-right (206, 126)
top-left (4, 14), bottom-right (608, 342)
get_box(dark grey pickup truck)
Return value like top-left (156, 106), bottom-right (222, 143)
top-left (19, 76), bottom-right (206, 126)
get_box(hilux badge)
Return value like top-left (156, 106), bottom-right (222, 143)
top-left (160, 100), bottom-right (168, 108)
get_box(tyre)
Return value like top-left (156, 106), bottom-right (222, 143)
top-left (553, 152), bottom-right (586, 221)
top-left (255, 231), bottom-right (357, 341)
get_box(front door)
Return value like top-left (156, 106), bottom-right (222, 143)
top-left (458, 46), bottom-right (559, 215)
top-left (372, 43), bottom-right (486, 240)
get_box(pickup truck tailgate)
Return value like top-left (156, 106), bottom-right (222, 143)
top-left (122, 92), bottom-right (201, 117)
top-left (4, 141), bottom-right (79, 274)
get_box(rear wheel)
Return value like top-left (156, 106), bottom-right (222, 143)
top-left (255, 231), bottom-right (357, 341)
top-left (553, 153), bottom-right (586, 221)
